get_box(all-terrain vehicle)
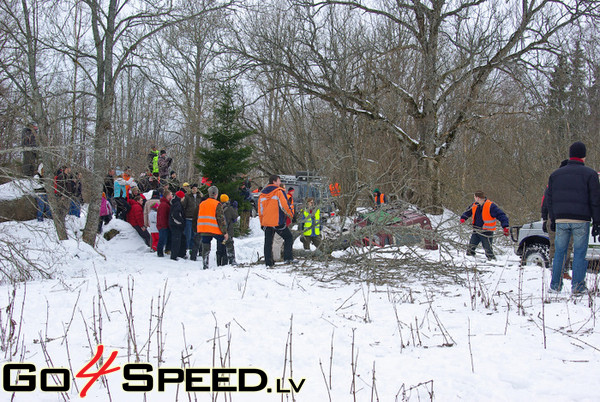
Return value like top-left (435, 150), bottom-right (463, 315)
top-left (510, 220), bottom-right (600, 267)
top-left (252, 171), bottom-right (336, 218)
top-left (353, 204), bottom-right (438, 250)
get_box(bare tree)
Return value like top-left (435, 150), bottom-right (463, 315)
top-left (44, 0), bottom-right (237, 246)
top-left (230, 0), bottom-right (600, 212)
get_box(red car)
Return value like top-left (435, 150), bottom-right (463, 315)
top-left (353, 208), bottom-right (438, 250)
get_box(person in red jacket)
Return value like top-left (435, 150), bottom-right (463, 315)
top-left (156, 190), bottom-right (173, 257)
top-left (127, 195), bottom-right (151, 247)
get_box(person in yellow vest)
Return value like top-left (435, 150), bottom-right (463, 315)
top-left (460, 190), bottom-right (509, 261)
top-left (192, 186), bottom-right (228, 269)
top-left (300, 198), bottom-right (322, 250)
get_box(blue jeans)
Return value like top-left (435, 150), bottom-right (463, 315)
top-left (157, 228), bottom-right (170, 256)
top-left (68, 200), bottom-right (81, 217)
top-left (551, 222), bottom-right (589, 292)
top-left (36, 194), bottom-right (52, 221)
top-left (185, 219), bottom-right (195, 250)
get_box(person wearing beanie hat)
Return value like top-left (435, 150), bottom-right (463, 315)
top-left (459, 191), bottom-right (510, 261)
top-left (547, 141), bottom-right (600, 294)
top-left (168, 171), bottom-right (181, 194)
top-left (286, 187), bottom-right (296, 223)
top-left (192, 185), bottom-right (228, 269)
top-left (569, 141), bottom-right (586, 159)
top-left (372, 188), bottom-right (388, 207)
top-left (221, 194), bottom-right (238, 265)
top-left (182, 183), bottom-right (202, 251)
top-left (168, 188), bottom-right (187, 261)
top-left (182, 182), bottom-right (190, 189)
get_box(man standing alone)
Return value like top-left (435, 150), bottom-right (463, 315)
top-left (460, 191), bottom-right (509, 261)
top-left (547, 141), bottom-right (600, 294)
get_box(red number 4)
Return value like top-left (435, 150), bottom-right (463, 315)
top-left (76, 345), bottom-right (121, 397)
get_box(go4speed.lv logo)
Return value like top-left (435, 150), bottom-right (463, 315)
top-left (2, 345), bottom-right (306, 396)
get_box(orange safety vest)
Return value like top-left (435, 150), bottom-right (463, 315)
top-left (471, 200), bottom-right (496, 231)
top-left (197, 198), bottom-right (222, 235)
top-left (375, 193), bottom-right (386, 205)
top-left (329, 183), bottom-right (341, 197)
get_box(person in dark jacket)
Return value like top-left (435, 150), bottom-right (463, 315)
top-left (55, 166), bottom-right (75, 223)
top-left (460, 191), bottom-right (509, 261)
top-left (169, 190), bottom-right (187, 260)
top-left (373, 188), bottom-right (388, 207)
top-left (68, 172), bottom-right (83, 217)
top-left (221, 194), bottom-right (238, 265)
top-left (22, 122), bottom-right (38, 176)
top-left (167, 171), bottom-right (181, 194)
top-left (541, 159), bottom-right (572, 279)
top-left (182, 184), bottom-right (202, 251)
top-left (158, 150), bottom-right (172, 180)
top-left (127, 195), bottom-right (151, 247)
top-left (103, 168), bottom-right (115, 211)
top-left (546, 141), bottom-right (600, 294)
top-left (156, 191), bottom-right (172, 257)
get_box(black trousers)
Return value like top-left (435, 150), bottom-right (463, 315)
top-left (264, 225), bottom-right (293, 266)
top-left (133, 225), bottom-right (151, 247)
top-left (170, 228), bottom-right (187, 260)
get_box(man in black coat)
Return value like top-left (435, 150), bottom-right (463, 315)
top-left (169, 190), bottom-right (187, 260)
top-left (546, 141), bottom-right (600, 294)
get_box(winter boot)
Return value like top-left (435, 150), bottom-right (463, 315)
top-left (226, 243), bottom-right (237, 265)
top-left (201, 243), bottom-right (211, 270)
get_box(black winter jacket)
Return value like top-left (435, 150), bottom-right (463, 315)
top-left (546, 159), bottom-right (600, 223)
top-left (169, 197), bottom-right (185, 230)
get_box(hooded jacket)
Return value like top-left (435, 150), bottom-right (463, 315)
top-left (126, 199), bottom-right (145, 227)
top-left (169, 196), bottom-right (185, 230)
top-left (157, 197), bottom-right (171, 230)
top-left (258, 185), bottom-right (293, 227)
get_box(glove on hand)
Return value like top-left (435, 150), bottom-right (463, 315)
top-left (550, 221), bottom-right (556, 232)
top-left (542, 220), bottom-right (548, 233)
top-left (503, 227), bottom-right (509, 237)
top-left (592, 224), bottom-right (600, 241)
top-left (460, 218), bottom-right (465, 224)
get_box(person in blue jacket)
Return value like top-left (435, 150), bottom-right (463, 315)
top-left (460, 191), bottom-right (509, 261)
top-left (546, 141), bottom-right (600, 295)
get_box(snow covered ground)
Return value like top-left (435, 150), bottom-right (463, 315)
top-left (0, 205), bottom-right (599, 401)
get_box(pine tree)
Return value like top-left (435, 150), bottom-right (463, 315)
top-left (546, 53), bottom-right (570, 143)
top-left (589, 65), bottom-right (600, 138)
top-left (195, 84), bottom-right (254, 209)
top-left (568, 41), bottom-right (589, 137)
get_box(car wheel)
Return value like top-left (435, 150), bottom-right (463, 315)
top-left (523, 244), bottom-right (549, 268)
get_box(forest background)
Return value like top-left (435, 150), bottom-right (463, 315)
top-left (1, 0), bottom-right (600, 246)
